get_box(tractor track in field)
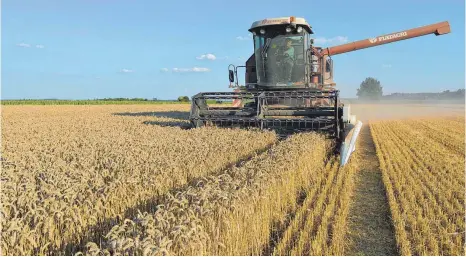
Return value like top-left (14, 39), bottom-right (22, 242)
top-left (344, 124), bottom-right (397, 255)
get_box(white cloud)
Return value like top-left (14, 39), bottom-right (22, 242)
top-left (313, 36), bottom-right (349, 45)
top-left (120, 69), bottom-right (134, 73)
top-left (196, 53), bottom-right (216, 60)
top-left (192, 67), bottom-right (210, 72)
top-left (236, 34), bottom-right (253, 41)
top-left (17, 43), bottom-right (31, 48)
top-left (382, 64), bottom-right (392, 68)
top-left (172, 67), bottom-right (210, 73)
top-left (160, 68), bottom-right (169, 72)
top-left (17, 43), bottom-right (46, 48)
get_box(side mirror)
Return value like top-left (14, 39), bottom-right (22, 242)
top-left (326, 59), bottom-right (332, 72)
top-left (229, 70), bottom-right (235, 83)
top-left (310, 38), bottom-right (314, 45)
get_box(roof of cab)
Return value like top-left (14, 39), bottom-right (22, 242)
top-left (249, 17), bottom-right (313, 34)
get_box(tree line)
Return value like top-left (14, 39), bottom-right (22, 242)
top-left (356, 77), bottom-right (464, 100)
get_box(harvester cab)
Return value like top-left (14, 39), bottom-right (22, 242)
top-left (189, 17), bottom-right (451, 166)
top-left (240, 17), bottom-right (335, 90)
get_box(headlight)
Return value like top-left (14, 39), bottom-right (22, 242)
top-left (297, 26), bottom-right (303, 33)
top-left (260, 29), bottom-right (265, 34)
top-left (286, 27), bottom-right (292, 33)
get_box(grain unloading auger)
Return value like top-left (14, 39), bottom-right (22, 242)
top-left (189, 17), bottom-right (451, 166)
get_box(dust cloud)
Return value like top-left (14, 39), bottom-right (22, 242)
top-left (345, 102), bottom-right (465, 123)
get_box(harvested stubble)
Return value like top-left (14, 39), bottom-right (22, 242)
top-left (1, 105), bottom-right (277, 255)
top-left (82, 132), bottom-right (334, 256)
top-left (370, 116), bottom-right (465, 255)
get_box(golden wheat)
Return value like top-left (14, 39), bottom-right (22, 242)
top-left (81, 132), bottom-right (335, 255)
top-left (271, 144), bottom-right (359, 256)
top-left (6, 103), bottom-right (461, 256)
top-left (1, 105), bottom-right (276, 255)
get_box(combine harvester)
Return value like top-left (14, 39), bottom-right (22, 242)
top-left (189, 17), bottom-right (451, 166)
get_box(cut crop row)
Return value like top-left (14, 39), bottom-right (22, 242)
top-left (370, 117), bottom-right (465, 255)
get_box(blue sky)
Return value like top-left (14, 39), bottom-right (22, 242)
top-left (2, 0), bottom-right (464, 99)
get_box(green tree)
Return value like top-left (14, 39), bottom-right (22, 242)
top-left (356, 77), bottom-right (383, 100)
top-left (178, 96), bottom-right (190, 102)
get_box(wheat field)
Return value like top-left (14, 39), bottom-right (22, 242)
top-left (80, 132), bottom-right (336, 255)
top-left (1, 104), bottom-right (464, 256)
top-left (1, 105), bottom-right (276, 255)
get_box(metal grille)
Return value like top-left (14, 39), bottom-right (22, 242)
top-left (190, 89), bottom-right (341, 139)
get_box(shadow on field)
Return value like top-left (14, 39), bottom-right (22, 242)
top-left (113, 111), bottom-right (190, 121)
top-left (143, 120), bottom-right (192, 129)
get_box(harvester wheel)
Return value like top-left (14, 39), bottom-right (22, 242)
top-left (191, 120), bottom-right (204, 128)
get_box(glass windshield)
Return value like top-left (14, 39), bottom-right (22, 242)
top-left (254, 30), bottom-right (306, 86)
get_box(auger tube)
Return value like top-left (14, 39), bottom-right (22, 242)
top-left (340, 120), bottom-right (363, 167)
